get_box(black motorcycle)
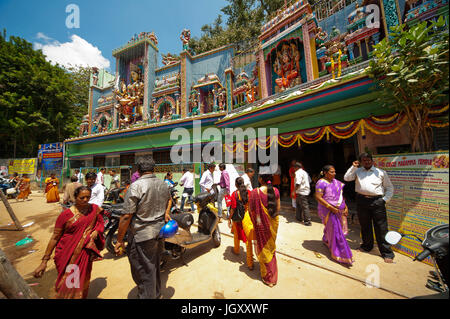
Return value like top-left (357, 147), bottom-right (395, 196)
top-left (103, 203), bottom-right (126, 255)
top-left (386, 224), bottom-right (449, 296)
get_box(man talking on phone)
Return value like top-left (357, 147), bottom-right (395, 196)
top-left (344, 153), bottom-right (395, 263)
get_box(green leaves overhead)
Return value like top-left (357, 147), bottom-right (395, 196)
top-left (188, 0), bottom-right (286, 55)
top-left (367, 16), bottom-right (449, 152)
top-left (0, 32), bottom-right (90, 158)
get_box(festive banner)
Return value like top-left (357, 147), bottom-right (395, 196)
top-left (8, 158), bottom-right (37, 175)
top-left (373, 152), bottom-right (449, 265)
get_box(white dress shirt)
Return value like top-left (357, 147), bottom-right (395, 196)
top-left (89, 183), bottom-right (105, 207)
top-left (179, 171), bottom-right (194, 189)
top-left (241, 173), bottom-right (253, 191)
top-left (294, 168), bottom-right (311, 196)
top-left (199, 170), bottom-right (214, 193)
top-left (344, 165), bottom-right (394, 202)
top-left (96, 171), bottom-right (104, 185)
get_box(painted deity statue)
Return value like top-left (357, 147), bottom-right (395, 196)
top-left (273, 43), bottom-right (299, 91)
top-left (188, 87), bottom-right (199, 115)
top-left (114, 63), bottom-right (145, 129)
top-left (127, 64), bottom-right (144, 122)
top-left (180, 29), bottom-right (191, 51)
top-left (315, 27), bottom-right (328, 48)
top-left (114, 78), bottom-right (133, 129)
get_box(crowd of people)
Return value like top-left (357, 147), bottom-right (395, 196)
top-left (31, 152), bottom-right (395, 299)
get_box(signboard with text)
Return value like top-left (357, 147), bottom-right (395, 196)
top-left (373, 152), bottom-right (449, 265)
top-left (38, 143), bottom-right (64, 171)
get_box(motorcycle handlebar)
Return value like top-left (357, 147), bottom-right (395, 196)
top-left (414, 248), bottom-right (432, 261)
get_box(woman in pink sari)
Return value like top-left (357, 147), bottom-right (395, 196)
top-left (34, 186), bottom-right (105, 298)
top-left (315, 165), bottom-right (353, 266)
top-left (248, 172), bottom-right (281, 287)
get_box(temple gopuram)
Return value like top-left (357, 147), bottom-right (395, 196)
top-left (64, 0), bottom-right (448, 195)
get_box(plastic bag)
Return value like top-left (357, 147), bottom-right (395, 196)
top-left (15, 236), bottom-right (33, 246)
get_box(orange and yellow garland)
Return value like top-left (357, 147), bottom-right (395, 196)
top-left (223, 107), bottom-right (448, 152)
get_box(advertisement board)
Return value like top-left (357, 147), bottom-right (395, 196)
top-left (373, 152), bottom-right (449, 265)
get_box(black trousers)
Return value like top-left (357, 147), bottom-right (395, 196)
top-left (126, 235), bottom-right (163, 299)
top-left (356, 194), bottom-right (394, 259)
top-left (180, 187), bottom-right (194, 211)
top-left (295, 194), bottom-right (311, 222)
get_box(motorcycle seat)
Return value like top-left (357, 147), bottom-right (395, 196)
top-left (171, 212), bottom-right (194, 230)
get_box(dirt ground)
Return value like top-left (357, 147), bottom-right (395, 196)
top-left (0, 191), bottom-right (438, 299)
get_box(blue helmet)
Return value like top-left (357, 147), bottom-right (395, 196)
top-left (159, 220), bottom-right (178, 239)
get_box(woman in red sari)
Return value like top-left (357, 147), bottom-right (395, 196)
top-left (248, 172), bottom-right (281, 287)
top-left (34, 186), bottom-right (105, 299)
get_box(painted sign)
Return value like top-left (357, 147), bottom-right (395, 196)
top-left (8, 158), bottom-right (37, 175)
top-left (38, 143), bottom-right (64, 171)
top-left (373, 152), bottom-right (449, 265)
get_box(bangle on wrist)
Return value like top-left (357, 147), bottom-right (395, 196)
top-left (42, 256), bottom-right (50, 261)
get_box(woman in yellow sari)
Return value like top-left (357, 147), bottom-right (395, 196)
top-left (248, 172), bottom-right (281, 287)
top-left (45, 173), bottom-right (60, 203)
top-left (16, 174), bottom-right (31, 201)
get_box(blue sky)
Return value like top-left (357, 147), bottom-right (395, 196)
top-left (0, 0), bottom-right (229, 71)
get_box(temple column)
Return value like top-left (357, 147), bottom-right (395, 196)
top-left (302, 23), bottom-right (314, 83)
top-left (142, 43), bottom-right (149, 122)
top-left (224, 68), bottom-right (234, 112)
top-left (180, 51), bottom-right (188, 118)
top-left (113, 57), bottom-right (120, 129)
top-left (348, 43), bottom-right (354, 60)
top-left (257, 49), bottom-right (268, 99)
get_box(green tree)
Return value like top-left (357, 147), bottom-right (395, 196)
top-left (0, 32), bottom-right (89, 158)
top-left (367, 17), bottom-right (449, 152)
top-left (189, 0), bottom-right (286, 55)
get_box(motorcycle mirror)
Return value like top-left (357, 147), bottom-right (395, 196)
top-left (385, 231), bottom-right (403, 245)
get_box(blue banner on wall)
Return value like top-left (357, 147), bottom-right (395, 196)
top-left (37, 143), bottom-right (64, 170)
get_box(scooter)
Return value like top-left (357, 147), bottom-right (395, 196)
top-left (386, 224), bottom-right (449, 296)
top-left (104, 186), bottom-right (127, 205)
top-left (0, 177), bottom-right (19, 199)
top-left (102, 182), bottom-right (179, 256)
top-left (162, 190), bottom-right (221, 266)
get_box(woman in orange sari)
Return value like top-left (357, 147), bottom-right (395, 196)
top-left (248, 171), bottom-right (281, 287)
top-left (34, 186), bottom-right (105, 298)
top-left (45, 173), bottom-right (60, 203)
top-left (16, 174), bottom-right (31, 201)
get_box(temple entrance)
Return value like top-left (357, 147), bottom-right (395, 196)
top-left (276, 136), bottom-right (358, 202)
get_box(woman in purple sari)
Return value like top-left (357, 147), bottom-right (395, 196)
top-left (314, 165), bottom-right (353, 265)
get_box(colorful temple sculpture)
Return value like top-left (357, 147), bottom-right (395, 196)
top-left (67, 0), bottom-right (448, 194)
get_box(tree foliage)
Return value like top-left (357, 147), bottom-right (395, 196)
top-left (189, 0), bottom-right (285, 55)
top-left (0, 32), bottom-right (90, 158)
top-left (367, 17), bottom-right (449, 152)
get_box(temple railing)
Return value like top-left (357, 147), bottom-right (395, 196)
top-left (228, 59), bottom-right (370, 115)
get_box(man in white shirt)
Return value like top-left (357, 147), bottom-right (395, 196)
top-left (96, 168), bottom-right (106, 186)
top-left (199, 163), bottom-right (216, 194)
top-left (75, 169), bottom-right (84, 185)
top-left (179, 168), bottom-right (195, 212)
top-left (344, 153), bottom-right (395, 263)
top-left (109, 169), bottom-right (120, 189)
top-left (241, 168), bottom-right (255, 191)
top-left (86, 172), bottom-right (105, 207)
top-left (294, 162), bottom-right (312, 226)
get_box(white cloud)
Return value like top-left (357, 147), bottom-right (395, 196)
top-left (34, 33), bottom-right (110, 69)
